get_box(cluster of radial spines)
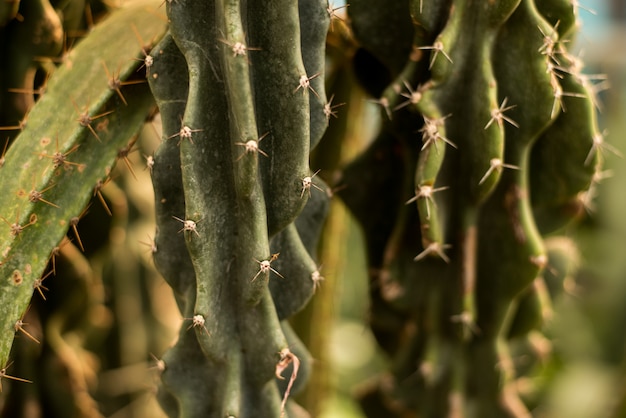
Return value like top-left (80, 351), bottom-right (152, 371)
top-left (418, 40), bottom-right (453, 70)
top-left (234, 132), bottom-right (269, 161)
top-left (419, 115), bottom-right (455, 151)
top-left (394, 81), bottom-right (427, 112)
top-left (406, 184), bottom-right (448, 219)
top-left (539, 21), bottom-right (606, 119)
top-left (292, 71), bottom-right (344, 141)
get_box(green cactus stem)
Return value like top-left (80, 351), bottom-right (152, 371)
top-left (0, 0), bottom-right (167, 372)
top-left (341, 0), bottom-right (607, 416)
top-left (147, 0), bottom-right (330, 415)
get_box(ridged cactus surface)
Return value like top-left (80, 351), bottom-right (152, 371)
top-left (340, 0), bottom-right (602, 417)
top-left (148, 0), bottom-right (330, 416)
top-left (340, 0), bottom-right (606, 417)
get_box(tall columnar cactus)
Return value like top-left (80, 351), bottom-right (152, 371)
top-left (340, 0), bottom-right (606, 417)
top-left (147, 0), bottom-right (330, 416)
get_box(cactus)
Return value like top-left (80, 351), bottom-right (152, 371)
top-left (0, 0), bottom-right (167, 370)
top-left (340, 0), bottom-right (606, 417)
top-left (0, 0), bottom-right (614, 416)
top-left (0, 1), bottom-right (167, 414)
top-left (147, 0), bottom-right (331, 415)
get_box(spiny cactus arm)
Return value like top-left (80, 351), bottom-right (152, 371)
top-left (299, 0), bottom-right (330, 149)
top-left (462, 4), bottom-right (557, 406)
top-left (148, 32), bottom-right (195, 313)
top-left (492, 0), bottom-right (558, 150)
top-left (147, 37), bottom-right (209, 414)
top-left (460, 0), bottom-right (556, 336)
top-left (437, 0), bottom-right (554, 346)
top-left (404, 0), bottom-right (519, 338)
top-left (0, 0), bottom-right (166, 370)
top-left (217, 0), bottom-right (262, 199)
top-left (165, 1), bottom-right (294, 416)
top-left (425, 0), bottom-right (519, 204)
top-left (167, 0), bottom-right (245, 360)
top-left (530, 68), bottom-right (602, 233)
top-left (248, 0), bottom-right (312, 236)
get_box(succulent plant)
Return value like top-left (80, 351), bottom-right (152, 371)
top-left (340, 0), bottom-right (606, 416)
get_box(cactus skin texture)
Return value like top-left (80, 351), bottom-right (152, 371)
top-left (0, 0), bottom-right (167, 386)
top-left (340, 0), bottom-right (605, 417)
top-left (148, 0), bottom-right (329, 416)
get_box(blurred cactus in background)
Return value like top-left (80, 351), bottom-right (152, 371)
top-left (334, 0), bottom-right (609, 416)
top-left (0, 0), bottom-right (623, 417)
